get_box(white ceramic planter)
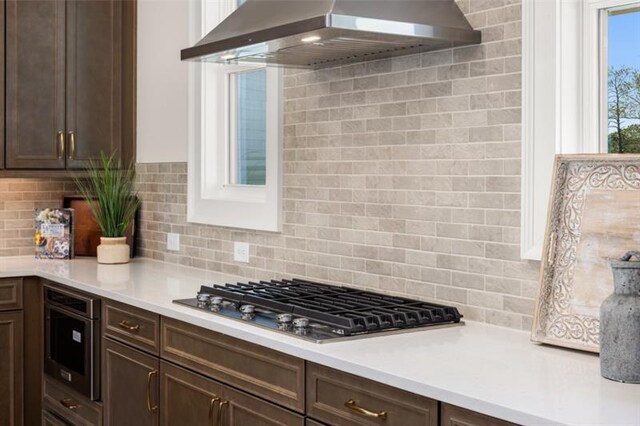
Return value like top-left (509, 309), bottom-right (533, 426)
top-left (97, 237), bottom-right (130, 264)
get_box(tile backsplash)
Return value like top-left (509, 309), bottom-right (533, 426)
top-left (0, 178), bottom-right (77, 256)
top-left (136, 0), bottom-right (539, 330)
top-left (0, 0), bottom-right (537, 330)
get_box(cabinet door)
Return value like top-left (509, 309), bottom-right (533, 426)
top-left (5, 0), bottom-right (66, 169)
top-left (66, 0), bottom-right (123, 169)
top-left (218, 384), bottom-right (305, 426)
top-left (104, 338), bottom-right (159, 426)
top-left (0, 311), bottom-right (23, 426)
top-left (159, 361), bottom-right (225, 426)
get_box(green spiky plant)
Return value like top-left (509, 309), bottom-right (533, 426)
top-left (72, 152), bottom-right (140, 238)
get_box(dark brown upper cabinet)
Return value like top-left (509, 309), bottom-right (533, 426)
top-left (4, 0), bottom-right (136, 171)
top-left (0, 0), bottom-right (4, 171)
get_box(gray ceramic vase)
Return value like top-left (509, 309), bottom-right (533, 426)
top-left (600, 251), bottom-right (640, 384)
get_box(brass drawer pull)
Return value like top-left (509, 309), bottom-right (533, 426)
top-left (216, 400), bottom-right (229, 426)
top-left (60, 398), bottom-right (79, 410)
top-left (345, 399), bottom-right (388, 420)
top-left (208, 396), bottom-right (221, 426)
top-left (146, 370), bottom-right (158, 412)
top-left (68, 131), bottom-right (76, 160)
top-left (118, 320), bottom-right (140, 332)
top-left (56, 131), bottom-right (65, 159)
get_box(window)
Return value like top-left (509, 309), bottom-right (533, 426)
top-left (603, 5), bottom-right (640, 153)
top-left (230, 68), bottom-right (267, 185)
top-left (522, 0), bottom-right (640, 260)
top-left (187, 0), bottom-right (282, 231)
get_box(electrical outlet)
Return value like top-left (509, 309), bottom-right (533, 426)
top-left (167, 233), bottom-right (180, 251)
top-left (233, 242), bottom-right (250, 263)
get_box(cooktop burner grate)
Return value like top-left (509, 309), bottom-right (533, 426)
top-left (197, 278), bottom-right (462, 335)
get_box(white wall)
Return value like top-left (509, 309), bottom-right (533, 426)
top-left (136, 0), bottom-right (190, 163)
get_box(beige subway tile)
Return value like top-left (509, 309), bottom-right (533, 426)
top-left (485, 242), bottom-right (520, 261)
top-left (452, 77), bottom-right (487, 95)
top-left (450, 239), bottom-right (485, 256)
top-left (486, 177), bottom-right (521, 195)
top-left (469, 290), bottom-right (502, 309)
top-left (503, 295), bottom-right (535, 316)
top-left (436, 285), bottom-right (468, 303)
top-left (486, 310), bottom-right (521, 329)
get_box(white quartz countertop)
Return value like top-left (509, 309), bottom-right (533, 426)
top-left (2, 256), bottom-right (639, 426)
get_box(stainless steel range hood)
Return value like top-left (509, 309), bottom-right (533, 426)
top-left (181, 0), bottom-right (481, 69)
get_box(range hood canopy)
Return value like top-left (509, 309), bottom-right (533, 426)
top-left (182, 0), bottom-right (482, 69)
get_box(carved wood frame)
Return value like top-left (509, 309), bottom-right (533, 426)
top-left (532, 154), bottom-right (640, 352)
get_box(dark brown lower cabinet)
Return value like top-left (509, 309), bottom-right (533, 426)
top-left (441, 404), bottom-right (517, 426)
top-left (104, 338), bottom-right (159, 426)
top-left (306, 420), bottom-right (326, 426)
top-left (307, 363), bottom-right (438, 426)
top-left (43, 377), bottom-right (102, 426)
top-left (0, 311), bottom-right (23, 426)
top-left (160, 361), bottom-right (304, 426)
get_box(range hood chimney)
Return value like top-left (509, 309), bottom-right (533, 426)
top-left (182, 0), bottom-right (481, 69)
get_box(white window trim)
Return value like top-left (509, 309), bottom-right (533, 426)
top-left (521, 0), bottom-right (636, 260)
top-left (187, 0), bottom-right (283, 232)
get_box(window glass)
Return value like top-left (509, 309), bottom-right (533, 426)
top-left (230, 68), bottom-right (267, 185)
top-left (607, 5), bottom-right (640, 153)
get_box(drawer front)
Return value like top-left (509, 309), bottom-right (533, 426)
top-left (441, 404), bottom-right (517, 426)
top-left (43, 378), bottom-right (102, 426)
top-left (161, 317), bottom-right (305, 413)
top-left (306, 420), bottom-right (327, 426)
top-left (307, 363), bottom-right (438, 426)
top-left (103, 300), bottom-right (159, 355)
top-left (0, 278), bottom-right (22, 311)
top-left (42, 410), bottom-right (70, 426)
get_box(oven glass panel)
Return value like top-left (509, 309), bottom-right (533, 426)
top-left (49, 309), bottom-right (86, 375)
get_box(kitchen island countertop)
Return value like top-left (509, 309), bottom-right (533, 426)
top-left (1, 256), bottom-right (638, 426)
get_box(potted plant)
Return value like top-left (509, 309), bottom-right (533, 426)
top-left (73, 152), bottom-right (140, 264)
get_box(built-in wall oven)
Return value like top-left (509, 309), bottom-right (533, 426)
top-left (44, 284), bottom-right (101, 400)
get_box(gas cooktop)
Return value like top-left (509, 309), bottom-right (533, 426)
top-left (173, 278), bottom-right (464, 343)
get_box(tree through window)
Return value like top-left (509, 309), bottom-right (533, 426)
top-left (607, 5), bottom-right (640, 153)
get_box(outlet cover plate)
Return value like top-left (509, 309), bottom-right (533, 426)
top-left (233, 242), bottom-right (250, 263)
top-left (167, 233), bottom-right (180, 251)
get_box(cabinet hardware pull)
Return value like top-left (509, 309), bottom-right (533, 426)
top-left (68, 131), bottom-right (76, 160)
top-left (208, 396), bottom-right (221, 426)
top-left (118, 320), bottom-right (140, 332)
top-left (56, 131), bottom-right (65, 159)
top-left (60, 398), bottom-right (79, 410)
top-left (146, 370), bottom-right (158, 412)
top-left (344, 399), bottom-right (387, 420)
top-left (216, 400), bottom-right (229, 426)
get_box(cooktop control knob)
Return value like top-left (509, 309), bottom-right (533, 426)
top-left (239, 304), bottom-right (255, 314)
top-left (276, 313), bottom-right (293, 324)
top-left (293, 317), bottom-right (309, 328)
top-left (196, 293), bottom-right (211, 303)
top-left (210, 296), bottom-right (223, 305)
